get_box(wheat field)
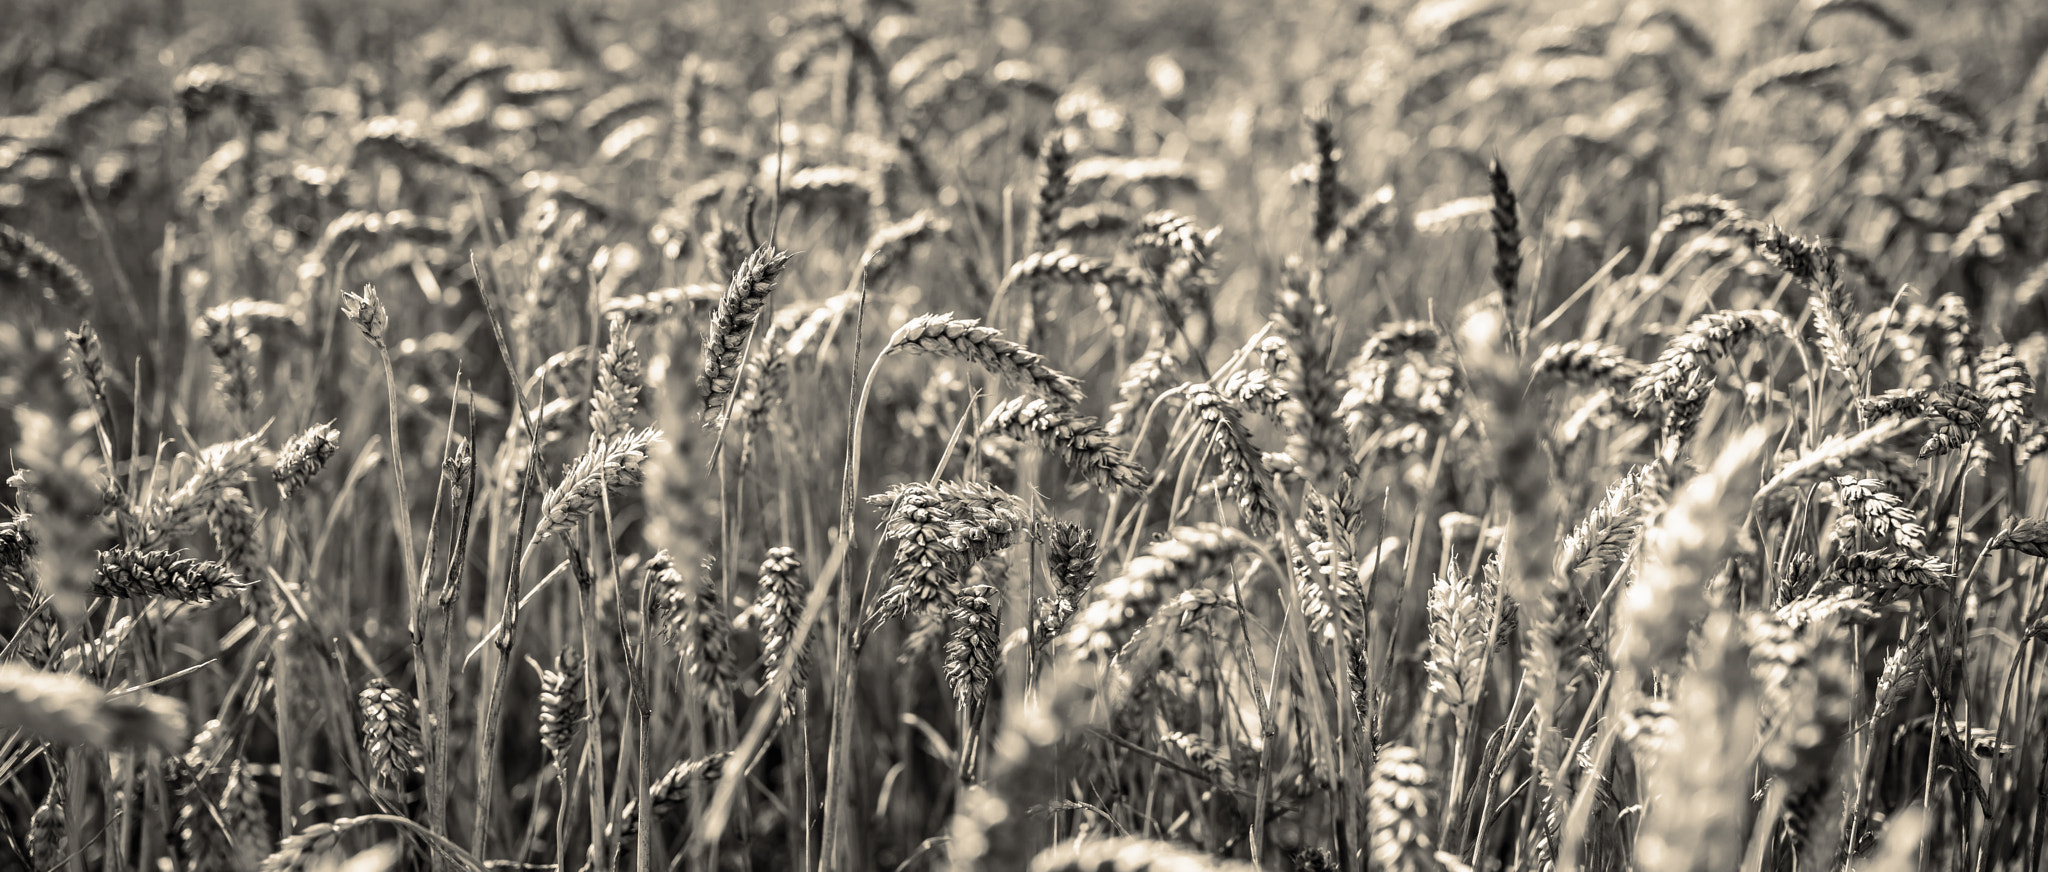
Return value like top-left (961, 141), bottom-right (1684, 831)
top-left (3, 0), bottom-right (2047, 869)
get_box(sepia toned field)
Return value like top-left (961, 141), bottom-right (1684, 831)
top-left (3, 0), bottom-right (2048, 869)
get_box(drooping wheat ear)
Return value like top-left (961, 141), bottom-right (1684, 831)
top-left (1734, 49), bottom-right (1850, 98)
top-left (699, 245), bottom-right (796, 424)
top-left (1307, 109), bottom-right (1342, 247)
top-left (1754, 416), bottom-right (1916, 503)
top-left (886, 314), bottom-right (1088, 407)
top-left (1949, 185), bottom-right (2045, 260)
top-left (175, 62), bottom-right (273, 127)
top-left (1630, 309), bottom-right (1790, 410)
top-left (1064, 524), bottom-right (1247, 661)
top-left (1105, 347), bottom-right (1178, 437)
top-left (1752, 225), bottom-right (1865, 383)
top-left (94, 548), bottom-right (248, 604)
top-left (207, 486), bottom-right (262, 576)
top-left (1556, 468), bottom-right (1646, 584)
top-left (1222, 367), bottom-right (1289, 426)
top-left (340, 283), bottom-right (389, 349)
top-left (1806, 0), bottom-right (1913, 38)
top-left (1112, 588), bottom-right (1225, 707)
top-left (750, 546), bottom-right (810, 709)
top-left (615, 752), bottom-right (732, 843)
top-left (1413, 196), bottom-right (1491, 235)
top-left (1034, 130), bottom-right (1074, 249)
top-left (274, 422), bottom-right (341, 499)
top-left (1534, 339), bottom-right (1645, 393)
top-left (1134, 211), bottom-right (1220, 267)
top-left (859, 209), bottom-right (949, 285)
top-left (1004, 249), bottom-right (1153, 297)
top-left (1619, 427), bottom-right (1768, 676)
top-left (1976, 345), bottom-right (2034, 445)
top-left (1054, 201), bottom-right (1140, 241)
top-left (358, 678), bottom-right (425, 793)
top-left (0, 222), bottom-right (92, 313)
top-left (28, 770), bottom-right (63, 871)
top-left (538, 647), bottom-right (583, 770)
top-left (299, 210), bottom-right (455, 288)
top-left (590, 319), bottom-right (645, 440)
top-left (1652, 193), bottom-right (1749, 246)
top-left (945, 583), bottom-right (1002, 719)
top-left (1369, 746), bottom-right (1461, 872)
top-left (1990, 518), bottom-right (2048, 557)
top-left (257, 818), bottom-right (351, 872)
top-left (653, 553), bottom-right (735, 714)
top-left (1034, 522), bottom-right (1101, 649)
top-left (1489, 159), bottom-right (1522, 323)
top-left (1425, 561), bottom-right (1492, 717)
top-left (1830, 476), bottom-right (1925, 551)
top-left (1825, 550), bottom-right (1951, 594)
top-left (1027, 836), bottom-right (1258, 871)
top-left (0, 662), bottom-right (188, 749)
top-left (350, 116), bottom-right (503, 188)
top-left (528, 427), bottom-right (659, 549)
top-left (1164, 730), bottom-right (1241, 793)
top-left (981, 397), bottom-right (1150, 493)
top-left (868, 480), bottom-right (1028, 627)
top-left (1185, 382), bottom-right (1279, 533)
top-left (605, 284), bottom-right (723, 326)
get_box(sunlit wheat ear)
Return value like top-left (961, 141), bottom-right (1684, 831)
top-left (207, 486), bottom-right (262, 576)
top-left (350, 116), bottom-right (503, 188)
top-left (1164, 730), bottom-right (1240, 793)
top-left (1064, 524), bottom-right (1247, 661)
top-left (1185, 382), bottom-right (1279, 533)
top-left (1133, 210), bottom-right (1220, 267)
top-left (273, 421), bottom-right (341, 499)
top-left (1753, 224), bottom-right (1865, 382)
top-left (1829, 476), bottom-right (1925, 551)
top-left (1619, 427), bottom-right (1767, 676)
top-left (1026, 836), bottom-right (1258, 871)
top-left (1034, 522), bottom-right (1100, 650)
top-left (590, 319), bottom-right (645, 440)
top-left (1630, 309), bottom-right (1790, 410)
top-left (1975, 345), bottom-right (2034, 444)
top-left (654, 554), bottom-right (735, 713)
top-left (1368, 746), bottom-right (1466, 872)
top-left (750, 546), bottom-right (810, 709)
top-left (0, 220), bottom-right (94, 314)
top-left (358, 678), bottom-right (424, 794)
top-left (1556, 467), bottom-right (1646, 584)
top-left (528, 427), bottom-right (658, 550)
top-left (981, 397), bottom-right (1149, 493)
top-left (1653, 193), bottom-right (1750, 243)
top-left (537, 647), bottom-right (583, 770)
top-left (885, 314), bottom-right (1087, 407)
top-left (0, 662), bottom-right (188, 750)
top-left (1105, 346), bottom-right (1178, 436)
top-left (615, 752), bottom-right (730, 844)
top-left (1534, 340), bottom-right (1644, 393)
top-left (1424, 560), bottom-right (1492, 717)
top-left (699, 244), bottom-right (796, 425)
top-left (94, 548), bottom-right (248, 604)
top-left (1871, 640), bottom-right (1922, 723)
top-left (340, 282), bottom-right (389, 348)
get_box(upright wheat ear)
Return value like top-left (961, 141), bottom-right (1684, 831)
top-left (700, 244), bottom-right (796, 425)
